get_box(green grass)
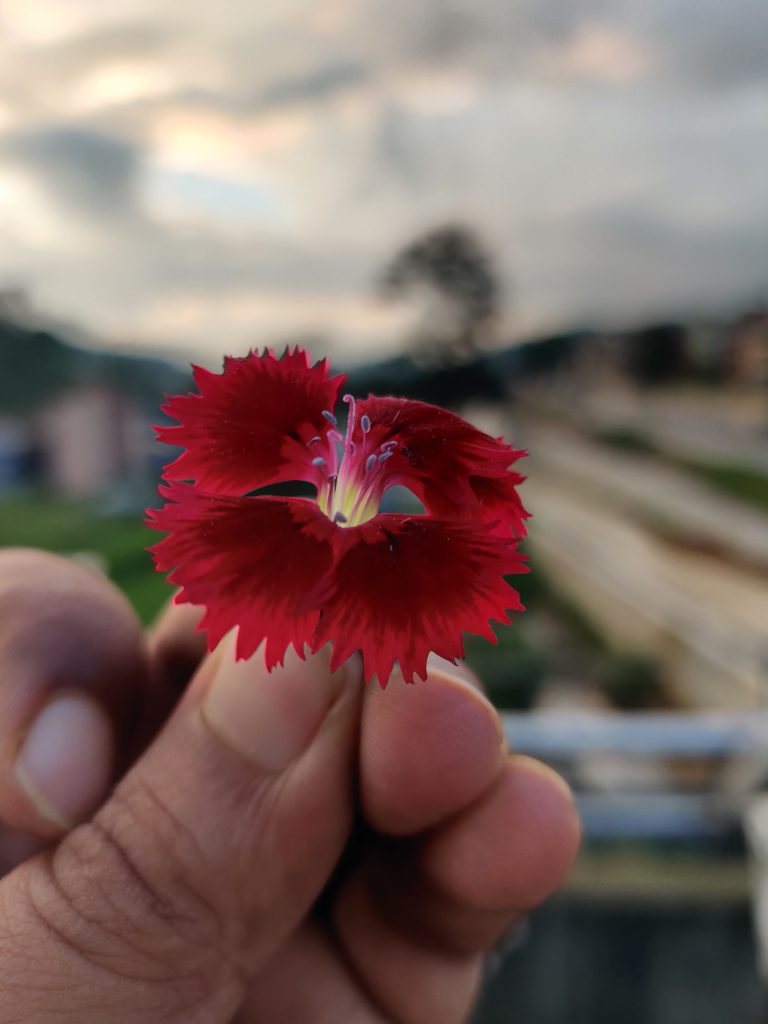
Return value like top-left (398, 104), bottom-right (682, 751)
top-left (0, 493), bottom-right (172, 624)
top-left (680, 462), bottom-right (768, 515)
top-left (594, 427), bottom-right (659, 457)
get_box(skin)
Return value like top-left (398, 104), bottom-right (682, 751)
top-left (0, 548), bottom-right (580, 1023)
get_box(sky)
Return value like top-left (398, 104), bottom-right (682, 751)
top-left (0, 0), bottom-right (766, 364)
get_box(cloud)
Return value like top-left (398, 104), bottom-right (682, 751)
top-left (354, 0), bottom-right (609, 70)
top-left (525, 204), bottom-right (768, 328)
top-left (258, 59), bottom-right (369, 109)
top-left (0, 126), bottom-right (140, 219)
top-left (625, 0), bottom-right (768, 89)
top-left (0, 0), bottom-right (766, 361)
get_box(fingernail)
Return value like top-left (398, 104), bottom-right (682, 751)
top-left (15, 694), bottom-right (115, 829)
top-left (202, 646), bottom-right (354, 772)
top-left (513, 755), bottom-right (575, 804)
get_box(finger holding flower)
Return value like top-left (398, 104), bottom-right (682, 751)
top-left (0, 348), bottom-right (578, 1024)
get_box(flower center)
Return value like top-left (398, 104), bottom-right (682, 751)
top-left (310, 396), bottom-right (397, 528)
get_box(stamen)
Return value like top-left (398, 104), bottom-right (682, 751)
top-left (315, 394), bottom-right (388, 528)
top-left (307, 435), bottom-right (321, 445)
top-left (342, 394), bottom-right (357, 447)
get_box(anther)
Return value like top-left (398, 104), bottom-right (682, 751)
top-left (322, 410), bottom-right (338, 426)
top-left (307, 435), bottom-right (321, 445)
top-left (365, 454), bottom-right (377, 472)
top-left (381, 441), bottom-right (397, 451)
top-left (379, 451), bottom-right (394, 464)
top-left (333, 511), bottom-right (348, 524)
top-left (361, 415), bottom-right (371, 433)
top-left (312, 457), bottom-right (326, 467)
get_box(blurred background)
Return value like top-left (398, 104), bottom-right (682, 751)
top-left (1, 1), bottom-right (767, 1020)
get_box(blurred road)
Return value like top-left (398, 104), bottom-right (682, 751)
top-left (522, 425), bottom-right (768, 710)
top-left (584, 388), bottom-right (768, 473)
top-left (526, 424), bottom-right (768, 571)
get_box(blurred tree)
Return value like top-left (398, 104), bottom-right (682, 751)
top-left (380, 224), bottom-right (500, 365)
top-left (0, 313), bottom-right (189, 415)
top-left (599, 653), bottom-right (664, 711)
top-left (624, 323), bottom-right (689, 385)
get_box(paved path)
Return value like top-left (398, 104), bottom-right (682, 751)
top-left (585, 388), bottom-right (768, 473)
top-left (523, 424), bottom-right (768, 571)
top-left (525, 473), bottom-right (768, 710)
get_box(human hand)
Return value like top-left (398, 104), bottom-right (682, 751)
top-left (0, 548), bottom-right (579, 1023)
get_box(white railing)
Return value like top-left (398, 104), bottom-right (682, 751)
top-left (502, 710), bottom-right (768, 840)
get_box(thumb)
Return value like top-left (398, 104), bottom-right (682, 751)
top-left (0, 641), bottom-right (362, 1024)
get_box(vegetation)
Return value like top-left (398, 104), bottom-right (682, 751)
top-left (380, 224), bottom-right (499, 363)
top-left (682, 462), bottom-right (768, 515)
top-left (0, 316), bottom-right (189, 414)
top-left (465, 624), bottom-right (547, 710)
top-left (0, 493), bottom-right (171, 623)
top-left (596, 427), bottom-right (768, 515)
top-left (598, 653), bottom-right (664, 711)
top-left (594, 427), bottom-right (659, 457)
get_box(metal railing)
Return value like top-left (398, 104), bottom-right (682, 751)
top-left (501, 710), bottom-right (768, 841)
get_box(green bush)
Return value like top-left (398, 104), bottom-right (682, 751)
top-left (599, 653), bottom-right (663, 710)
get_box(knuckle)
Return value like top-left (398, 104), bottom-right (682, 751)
top-left (34, 777), bottom-right (243, 992)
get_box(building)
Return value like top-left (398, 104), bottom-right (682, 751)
top-left (36, 383), bottom-right (154, 499)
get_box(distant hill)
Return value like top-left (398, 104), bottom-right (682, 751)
top-left (343, 331), bottom-right (594, 406)
top-left (0, 317), bottom-right (190, 415)
top-left (0, 314), bottom-right (597, 420)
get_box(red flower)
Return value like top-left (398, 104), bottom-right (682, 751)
top-left (147, 348), bottom-right (529, 684)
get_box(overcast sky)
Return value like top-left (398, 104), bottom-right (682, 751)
top-left (0, 0), bottom-right (766, 363)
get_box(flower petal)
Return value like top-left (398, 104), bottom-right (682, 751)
top-left (147, 483), bottom-right (336, 668)
top-left (157, 348), bottom-right (345, 495)
top-left (437, 470), bottom-right (530, 540)
top-left (312, 515), bottom-right (527, 685)
top-left (356, 396), bottom-right (528, 535)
